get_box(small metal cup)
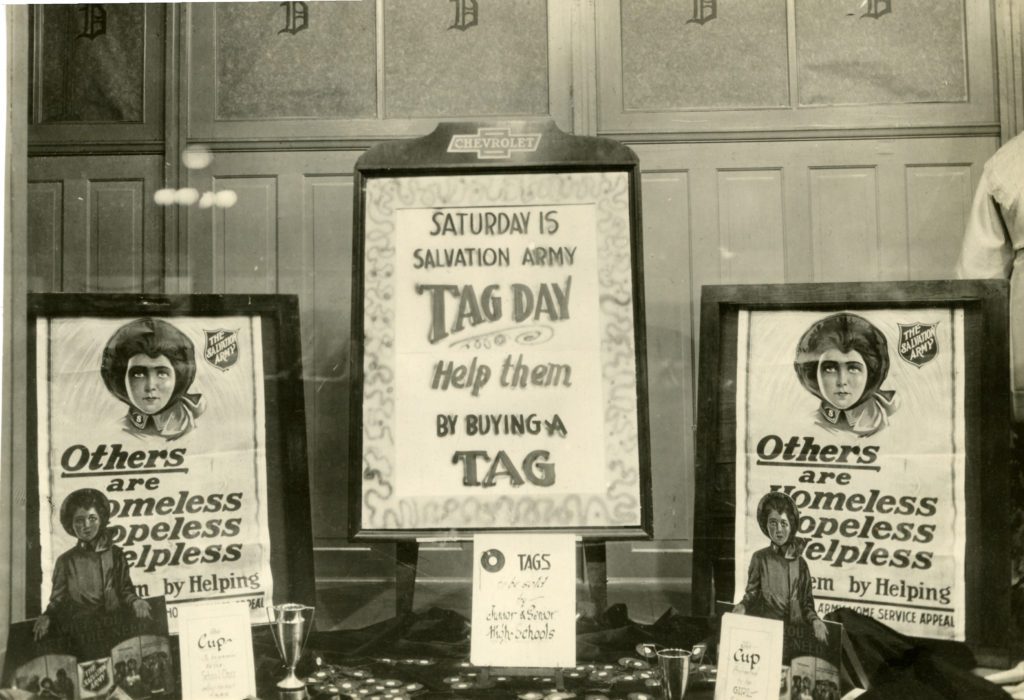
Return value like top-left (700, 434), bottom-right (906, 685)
top-left (656, 647), bottom-right (692, 700)
top-left (267, 603), bottom-right (315, 690)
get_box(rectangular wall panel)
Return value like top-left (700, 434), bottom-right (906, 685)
top-left (91, 180), bottom-right (143, 292)
top-left (214, 2), bottom-right (377, 121)
top-left (809, 167), bottom-right (880, 281)
top-left (619, 0), bottom-right (789, 111)
top-left (617, 168), bottom-right (697, 583)
top-left (598, 0), bottom-right (995, 134)
top-left (212, 177), bottom-right (278, 293)
top-left (29, 4), bottom-right (165, 144)
top-left (27, 181), bottom-right (62, 292)
top-left (309, 176), bottom-right (353, 538)
top-left (28, 155), bottom-right (163, 294)
top-left (382, 0), bottom-right (550, 118)
top-left (636, 171), bottom-right (692, 545)
top-left (906, 165), bottom-right (975, 280)
top-left (717, 170), bottom-right (786, 283)
top-left (796, 0), bottom-right (967, 106)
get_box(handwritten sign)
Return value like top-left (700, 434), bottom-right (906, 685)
top-left (177, 600), bottom-right (256, 699)
top-left (356, 168), bottom-right (646, 534)
top-left (715, 612), bottom-right (784, 700)
top-left (470, 533), bottom-right (576, 668)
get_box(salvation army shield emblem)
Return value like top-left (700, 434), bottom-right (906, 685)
top-left (898, 322), bottom-right (939, 367)
top-left (77, 657), bottom-right (113, 696)
top-left (203, 328), bottom-right (239, 371)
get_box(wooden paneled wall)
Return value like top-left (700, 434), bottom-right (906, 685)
top-left (19, 1), bottom-right (1015, 608)
top-left (28, 156), bottom-right (164, 293)
top-left (185, 152), bottom-right (357, 538)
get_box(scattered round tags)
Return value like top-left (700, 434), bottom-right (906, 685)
top-left (618, 657), bottom-right (648, 669)
top-left (635, 643), bottom-right (659, 659)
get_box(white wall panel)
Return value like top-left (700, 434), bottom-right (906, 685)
top-left (212, 177), bottom-right (278, 294)
top-left (27, 182), bottom-right (62, 292)
top-left (717, 170), bottom-right (786, 284)
top-left (640, 171), bottom-right (692, 540)
top-left (91, 180), bottom-right (144, 292)
top-left (809, 167), bottom-right (880, 281)
top-left (906, 165), bottom-right (976, 280)
top-left (27, 155), bottom-right (163, 294)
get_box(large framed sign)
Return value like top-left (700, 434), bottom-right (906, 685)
top-left (27, 294), bottom-right (315, 631)
top-left (693, 281), bottom-right (1011, 655)
top-left (350, 120), bottom-right (652, 538)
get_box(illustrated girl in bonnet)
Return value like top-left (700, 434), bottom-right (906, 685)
top-left (734, 491), bottom-right (828, 644)
top-left (100, 318), bottom-right (206, 440)
top-left (794, 312), bottom-right (899, 438)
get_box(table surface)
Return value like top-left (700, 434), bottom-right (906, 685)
top-left (264, 656), bottom-right (719, 700)
top-left (254, 607), bottom-right (718, 699)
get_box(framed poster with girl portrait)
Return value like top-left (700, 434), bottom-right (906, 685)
top-left (25, 294), bottom-right (315, 635)
top-left (693, 281), bottom-right (1011, 658)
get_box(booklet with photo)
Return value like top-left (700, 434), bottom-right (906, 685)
top-left (3, 596), bottom-right (179, 699)
top-left (784, 618), bottom-right (844, 700)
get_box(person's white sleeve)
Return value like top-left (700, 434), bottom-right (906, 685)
top-left (956, 170), bottom-right (1014, 279)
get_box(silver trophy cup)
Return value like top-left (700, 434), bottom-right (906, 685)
top-left (657, 647), bottom-right (692, 700)
top-left (267, 603), bottom-right (315, 690)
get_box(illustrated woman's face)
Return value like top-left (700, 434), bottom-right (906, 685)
top-left (817, 348), bottom-right (866, 410)
top-left (72, 506), bottom-right (101, 542)
top-left (126, 353), bottom-right (175, 415)
top-left (766, 508), bottom-right (791, 546)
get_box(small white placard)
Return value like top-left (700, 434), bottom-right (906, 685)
top-left (715, 613), bottom-right (784, 700)
top-left (470, 533), bottom-right (576, 668)
top-left (177, 600), bottom-right (256, 700)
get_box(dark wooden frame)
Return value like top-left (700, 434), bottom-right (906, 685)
top-left (349, 119), bottom-right (653, 541)
top-left (25, 293), bottom-right (315, 620)
top-left (692, 280), bottom-right (1011, 659)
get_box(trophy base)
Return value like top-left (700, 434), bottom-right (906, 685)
top-left (276, 674), bottom-right (307, 691)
